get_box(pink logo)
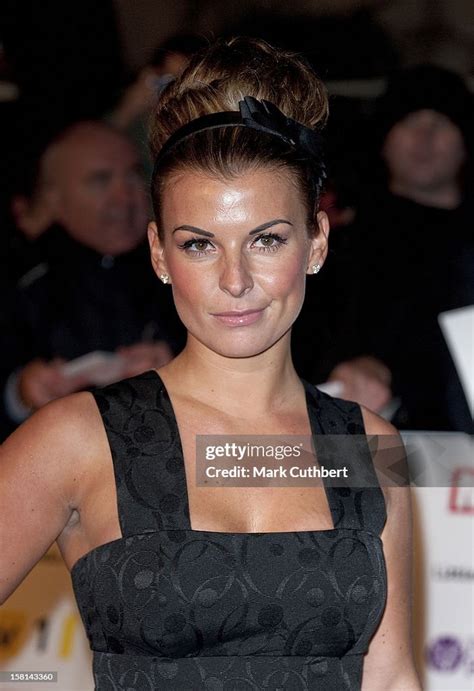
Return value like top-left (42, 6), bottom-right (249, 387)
top-left (449, 468), bottom-right (474, 514)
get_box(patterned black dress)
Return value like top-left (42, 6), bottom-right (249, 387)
top-left (71, 370), bottom-right (387, 690)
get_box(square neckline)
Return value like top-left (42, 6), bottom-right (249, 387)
top-left (150, 368), bottom-right (339, 535)
top-left (71, 371), bottom-right (363, 577)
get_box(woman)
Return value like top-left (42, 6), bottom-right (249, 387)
top-left (0, 38), bottom-right (421, 690)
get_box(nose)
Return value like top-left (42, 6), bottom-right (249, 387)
top-left (219, 251), bottom-right (254, 298)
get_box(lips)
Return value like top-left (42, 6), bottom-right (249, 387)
top-left (211, 308), bottom-right (266, 327)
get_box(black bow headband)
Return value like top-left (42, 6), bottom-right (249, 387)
top-left (151, 95), bottom-right (326, 188)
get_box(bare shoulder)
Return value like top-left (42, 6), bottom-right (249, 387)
top-left (1, 391), bottom-right (105, 482)
top-left (3, 389), bottom-right (102, 436)
top-left (359, 404), bottom-right (399, 436)
top-left (0, 391), bottom-right (106, 603)
top-left (359, 404), bottom-right (410, 518)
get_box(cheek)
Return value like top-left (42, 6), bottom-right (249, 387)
top-left (133, 186), bottom-right (148, 207)
top-left (438, 135), bottom-right (466, 165)
top-left (262, 251), bottom-right (307, 299)
top-left (68, 191), bottom-right (100, 219)
top-left (56, 193), bottom-right (80, 224)
top-left (166, 258), bottom-right (212, 314)
top-left (383, 130), bottom-right (413, 166)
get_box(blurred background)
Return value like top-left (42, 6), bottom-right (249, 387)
top-left (2, 0), bottom-right (472, 430)
top-left (1, 0), bottom-right (473, 214)
top-left (0, 2), bottom-right (472, 688)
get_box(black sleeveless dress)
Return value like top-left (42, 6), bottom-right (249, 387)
top-left (71, 370), bottom-right (387, 690)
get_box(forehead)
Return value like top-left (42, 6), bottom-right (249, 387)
top-left (398, 109), bottom-right (456, 127)
top-left (58, 130), bottom-right (139, 177)
top-left (161, 169), bottom-right (304, 227)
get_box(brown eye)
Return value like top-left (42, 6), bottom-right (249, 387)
top-left (177, 237), bottom-right (214, 254)
top-left (253, 233), bottom-right (288, 251)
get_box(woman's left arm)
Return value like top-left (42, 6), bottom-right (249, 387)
top-left (359, 406), bottom-right (423, 691)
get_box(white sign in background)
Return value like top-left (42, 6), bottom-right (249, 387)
top-left (405, 432), bottom-right (474, 690)
top-left (438, 305), bottom-right (474, 418)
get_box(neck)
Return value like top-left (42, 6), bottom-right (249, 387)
top-left (161, 331), bottom-right (303, 418)
top-left (389, 179), bottom-right (461, 210)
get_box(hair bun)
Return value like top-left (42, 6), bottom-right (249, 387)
top-left (149, 36), bottom-right (328, 157)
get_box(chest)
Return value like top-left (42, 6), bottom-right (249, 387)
top-left (173, 403), bottom-right (335, 533)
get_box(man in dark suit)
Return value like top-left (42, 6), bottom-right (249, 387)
top-left (1, 121), bottom-right (183, 439)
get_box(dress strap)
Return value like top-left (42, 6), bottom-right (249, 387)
top-left (303, 380), bottom-right (387, 536)
top-left (90, 370), bottom-right (191, 536)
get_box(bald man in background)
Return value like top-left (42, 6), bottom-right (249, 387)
top-left (0, 121), bottom-right (183, 440)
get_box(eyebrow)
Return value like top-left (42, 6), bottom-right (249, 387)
top-left (172, 219), bottom-right (293, 237)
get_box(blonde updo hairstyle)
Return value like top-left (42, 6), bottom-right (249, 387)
top-left (149, 37), bottom-right (329, 238)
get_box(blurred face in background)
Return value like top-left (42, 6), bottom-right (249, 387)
top-left (382, 109), bottom-right (466, 196)
top-left (160, 51), bottom-right (189, 76)
top-left (48, 123), bottom-right (148, 256)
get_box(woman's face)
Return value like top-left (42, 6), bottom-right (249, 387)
top-left (148, 168), bottom-right (328, 359)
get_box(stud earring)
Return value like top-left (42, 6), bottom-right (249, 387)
top-left (311, 264), bottom-right (321, 274)
top-left (160, 274), bottom-right (170, 284)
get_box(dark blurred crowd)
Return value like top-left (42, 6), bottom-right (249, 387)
top-left (0, 30), bottom-right (473, 441)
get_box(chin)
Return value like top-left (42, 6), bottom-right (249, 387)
top-left (213, 343), bottom-right (273, 359)
top-left (192, 324), bottom-right (290, 360)
top-left (408, 169), bottom-right (441, 187)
